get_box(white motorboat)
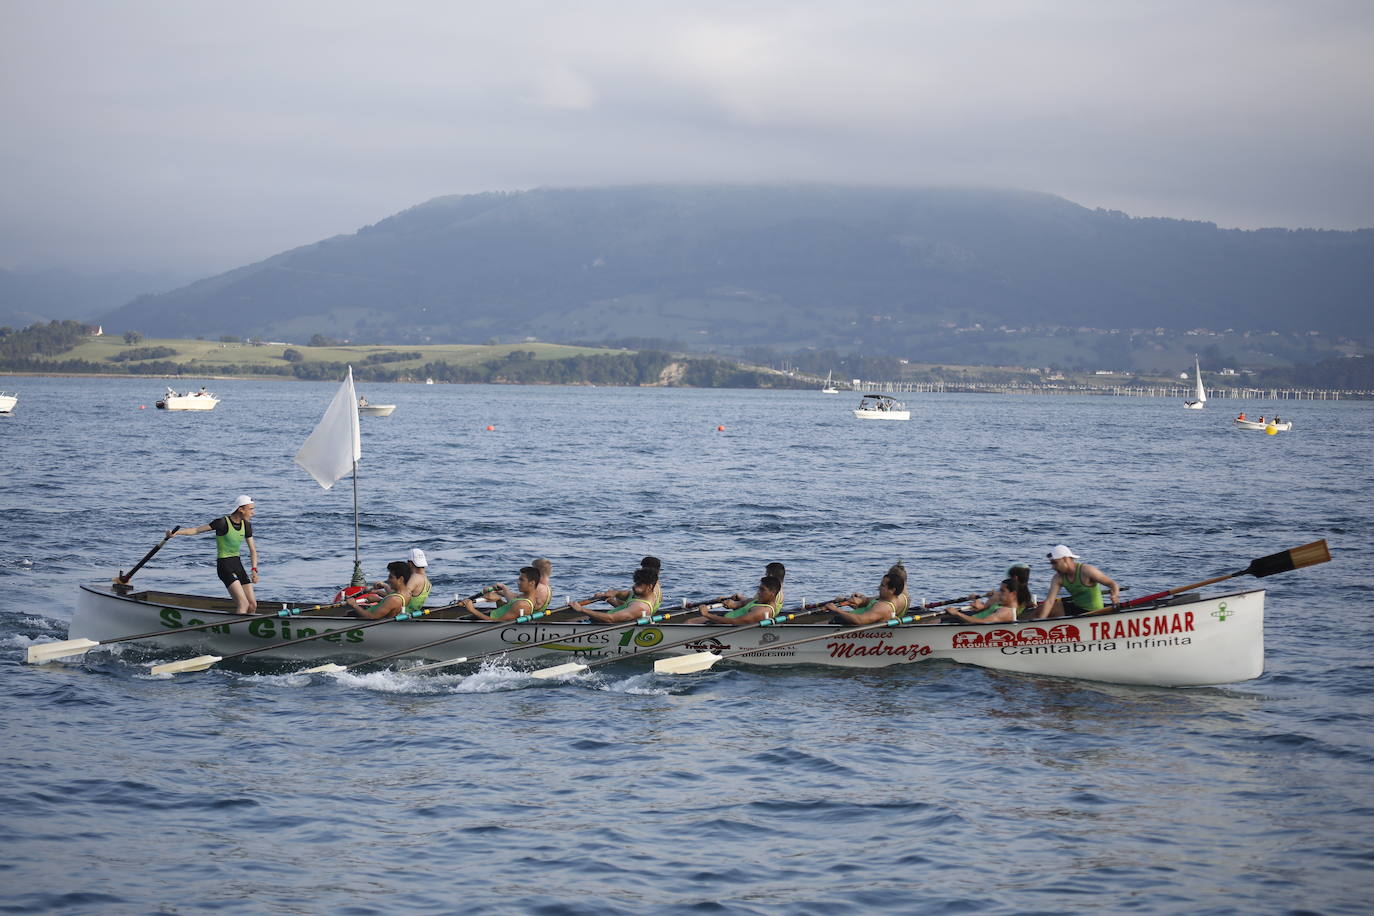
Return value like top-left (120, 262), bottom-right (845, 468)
top-left (425, 378), bottom-right (434, 385)
top-left (853, 393), bottom-right (909, 420)
top-left (0, 391), bottom-right (16, 414)
top-left (357, 397), bottom-right (396, 417)
top-left (1234, 417), bottom-right (1292, 432)
top-left (1183, 356), bottom-right (1206, 409)
top-left (820, 370), bottom-right (839, 394)
top-left (155, 387), bottom-right (219, 411)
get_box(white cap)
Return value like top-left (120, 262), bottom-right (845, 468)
top-left (1047, 545), bottom-right (1079, 560)
top-left (234, 495), bottom-right (255, 510)
top-left (408, 548), bottom-right (428, 568)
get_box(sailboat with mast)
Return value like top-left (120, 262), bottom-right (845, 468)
top-left (1183, 356), bottom-right (1206, 409)
top-left (820, 370), bottom-right (839, 394)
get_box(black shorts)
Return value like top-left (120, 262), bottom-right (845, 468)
top-left (216, 557), bottom-right (251, 588)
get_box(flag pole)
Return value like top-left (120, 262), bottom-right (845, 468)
top-left (351, 457), bottom-right (364, 586)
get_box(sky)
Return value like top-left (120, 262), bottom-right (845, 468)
top-left (2, 0), bottom-right (1372, 276)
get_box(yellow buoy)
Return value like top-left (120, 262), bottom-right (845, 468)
top-left (1265, 425), bottom-right (1278, 435)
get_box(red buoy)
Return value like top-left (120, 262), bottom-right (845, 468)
top-left (717, 425), bottom-right (725, 431)
top-left (486, 425), bottom-right (495, 431)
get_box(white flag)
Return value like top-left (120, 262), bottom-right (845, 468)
top-left (294, 367), bottom-right (362, 489)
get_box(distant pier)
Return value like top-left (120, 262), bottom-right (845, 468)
top-left (846, 381), bottom-right (1371, 400)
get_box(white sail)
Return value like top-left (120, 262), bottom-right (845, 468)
top-left (1193, 357), bottom-right (1206, 404)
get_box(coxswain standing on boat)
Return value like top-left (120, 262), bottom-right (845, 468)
top-left (695, 574), bottom-right (782, 625)
top-left (1036, 545), bottom-right (1120, 619)
top-left (947, 578), bottom-right (1022, 624)
top-left (572, 566), bottom-right (659, 623)
top-left (825, 569), bottom-right (907, 625)
top-left (165, 495), bottom-right (259, 615)
top-left (461, 566), bottom-right (540, 622)
top-left (346, 561), bottom-right (412, 619)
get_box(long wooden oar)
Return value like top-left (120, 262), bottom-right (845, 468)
top-left (26, 599), bottom-right (350, 664)
top-left (653, 591), bottom-right (976, 675)
top-left (384, 596), bottom-right (731, 677)
top-left (655, 607), bottom-right (948, 675)
top-left (114, 526), bottom-right (179, 587)
top-left (151, 586), bottom-right (495, 675)
top-left (528, 598), bottom-right (840, 679)
top-left (1082, 539), bottom-right (1331, 616)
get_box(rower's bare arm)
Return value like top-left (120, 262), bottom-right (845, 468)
top-left (1036, 577), bottom-right (1063, 619)
top-left (168, 524), bottom-right (212, 537)
top-left (1087, 565), bottom-right (1121, 604)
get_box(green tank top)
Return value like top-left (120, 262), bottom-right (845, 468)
top-left (1062, 564), bottom-right (1104, 610)
top-left (490, 596), bottom-right (534, 620)
top-left (723, 599), bottom-right (761, 619)
top-left (406, 579), bottom-right (431, 613)
top-left (215, 516), bottom-right (247, 559)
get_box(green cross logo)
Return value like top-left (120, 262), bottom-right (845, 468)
top-left (1212, 602), bottom-right (1232, 623)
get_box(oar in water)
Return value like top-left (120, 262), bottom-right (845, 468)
top-left (150, 586), bottom-right (496, 675)
top-left (655, 606), bottom-right (948, 675)
top-left (650, 591), bottom-right (978, 676)
top-left (384, 596), bottom-right (732, 677)
top-left (26, 599), bottom-right (351, 664)
top-left (528, 597), bottom-right (840, 679)
top-left (1081, 539), bottom-right (1331, 616)
top-left (113, 526), bottom-right (179, 587)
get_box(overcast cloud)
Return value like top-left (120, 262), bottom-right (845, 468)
top-left (2, 0), bottom-right (1372, 274)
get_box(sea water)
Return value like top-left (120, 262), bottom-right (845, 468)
top-left (1, 376), bottom-right (1371, 914)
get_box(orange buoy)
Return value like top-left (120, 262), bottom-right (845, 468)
top-left (486, 425), bottom-right (495, 431)
top-left (717, 425), bottom-right (725, 431)
top-left (139, 405), bottom-right (146, 409)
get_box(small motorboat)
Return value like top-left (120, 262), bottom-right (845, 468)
top-left (0, 391), bottom-right (16, 414)
top-left (853, 393), bottom-right (909, 421)
top-left (357, 396), bottom-right (396, 417)
top-left (155, 387), bottom-right (219, 410)
top-left (1234, 417), bottom-right (1292, 432)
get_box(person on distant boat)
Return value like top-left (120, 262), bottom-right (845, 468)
top-left (598, 556), bottom-right (662, 607)
top-left (358, 395), bottom-right (369, 407)
top-left (947, 578), bottom-right (1025, 625)
top-left (346, 561), bottom-right (412, 619)
top-left (824, 568), bottom-right (908, 626)
top-left (165, 495), bottom-right (260, 615)
top-left (1236, 412), bottom-right (1246, 421)
top-left (1257, 416), bottom-right (1265, 424)
top-left (967, 563), bottom-right (1038, 620)
top-left (1036, 545), bottom-right (1120, 619)
top-left (571, 566), bottom-right (660, 623)
top-left (1272, 416), bottom-right (1282, 426)
top-left (695, 574), bottom-right (783, 625)
top-left (459, 566), bottom-right (541, 622)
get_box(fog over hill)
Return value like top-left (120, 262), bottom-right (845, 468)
top-left (98, 186), bottom-right (1373, 354)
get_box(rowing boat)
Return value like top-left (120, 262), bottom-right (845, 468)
top-left (65, 584), bottom-right (1262, 686)
top-left (1234, 418), bottom-right (1292, 431)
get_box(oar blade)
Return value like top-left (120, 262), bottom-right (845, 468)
top-left (150, 655), bottom-right (222, 676)
top-left (26, 638), bottom-right (100, 664)
top-left (1247, 539), bottom-right (1331, 578)
top-left (528, 662), bottom-right (588, 680)
top-left (654, 652), bottom-right (721, 675)
top-left (300, 663), bottom-right (347, 674)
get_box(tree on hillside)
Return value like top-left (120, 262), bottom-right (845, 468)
top-left (123, 330), bottom-right (143, 345)
top-left (282, 348), bottom-right (304, 362)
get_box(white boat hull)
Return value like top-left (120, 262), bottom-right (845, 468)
top-left (358, 405), bottom-right (396, 416)
top-left (854, 409), bottom-right (909, 420)
top-left (156, 395), bottom-right (219, 411)
top-left (0, 393), bottom-right (16, 414)
top-left (1183, 401), bottom-right (1204, 409)
top-left (67, 584), bottom-right (1263, 686)
top-left (1234, 419), bottom-right (1292, 431)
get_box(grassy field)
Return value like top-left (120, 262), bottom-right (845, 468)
top-left (54, 337), bottom-right (618, 375)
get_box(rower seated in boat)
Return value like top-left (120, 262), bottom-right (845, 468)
top-left (460, 566), bottom-right (540, 622)
top-left (967, 563), bottom-right (1039, 620)
top-left (571, 566), bottom-right (660, 623)
top-left (825, 569), bottom-right (908, 625)
top-left (945, 578), bottom-right (1022, 625)
top-left (347, 561), bottom-right (412, 620)
top-left (598, 556), bottom-right (662, 609)
top-left (695, 574), bottom-right (782, 625)
top-left (1036, 545), bottom-right (1120, 619)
